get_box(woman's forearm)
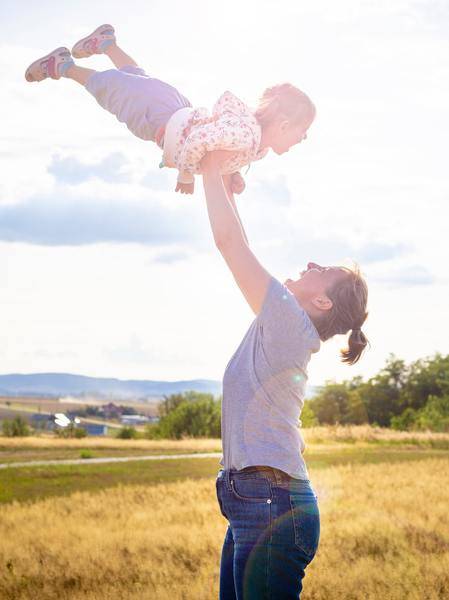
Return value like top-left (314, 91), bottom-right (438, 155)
top-left (222, 175), bottom-right (249, 245)
top-left (228, 193), bottom-right (249, 245)
top-left (203, 169), bottom-right (248, 248)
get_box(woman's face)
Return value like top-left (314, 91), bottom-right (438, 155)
top-left (284, 262), bottom-right (346, 301)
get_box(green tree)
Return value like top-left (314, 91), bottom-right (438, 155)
top-left (158, 393), bottom-right (190, 418)
top-left (345, 389), bottom-right (369, 424)
top-left (309, 382), bottom-right (350, 425)
top-left (300, 401), bottom-right (318, 427)
top-left (357, 355), bottom-right (408, 426)
top-left (414, 395), bottom-right (449, 432)
top-left (401, 354), bottom-right (449, 411)
top-left (155, 396), bottom-right (221, 439)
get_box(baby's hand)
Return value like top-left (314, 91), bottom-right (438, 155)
top-left (175, 181), bottom-right (195, 194)
top-left (231, 172), bottom-right (246, 195)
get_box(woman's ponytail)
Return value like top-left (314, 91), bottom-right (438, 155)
top-left (312, 265), bottom-right (369, 365)
top-left (340, 327), bottom-right (369, 365)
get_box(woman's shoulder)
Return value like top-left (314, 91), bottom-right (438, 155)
top-left (259, 276), bottom-right (320, 350)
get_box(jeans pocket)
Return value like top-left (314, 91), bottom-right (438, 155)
top-left (230, 476), bottom-right (272, 502)
top-left (289, 493), bottom-right (320, 558)
top-left (216, 477), bottom-right (228, 519)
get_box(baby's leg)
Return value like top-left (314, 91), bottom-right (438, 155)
top-left (104, 43), bottom-right (138, 69)
top-left (65, 63), bottom-right (96, 86)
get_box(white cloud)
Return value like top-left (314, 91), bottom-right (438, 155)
top-left (1, 0), bottom-right (448, 385)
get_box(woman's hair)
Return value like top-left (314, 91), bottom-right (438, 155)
top-left (313, 265), bottom-right (369, 365)
top-left (254, 83), bottom-right (316, 127)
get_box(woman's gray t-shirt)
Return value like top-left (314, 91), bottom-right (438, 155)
top-left (220, 276), bottom-right (320, 479)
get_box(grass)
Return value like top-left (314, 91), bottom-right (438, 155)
top-left (302, 424), bottom-right (449, 448)
top-left (0, 457), bottom-right (448, 599)
top-left (2, 425), bottom-right (449, 464)
top-left (0, 436), bottom-right (223, 463)
top-left (0, 457), bottom-right (221, 505)
top-left (0, 436), bottom-right (223, 452)
top-left (1, 446), bottom-right (448, 506)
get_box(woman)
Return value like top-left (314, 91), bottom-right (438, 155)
top-left (202, 152), bottom-right (369, 599)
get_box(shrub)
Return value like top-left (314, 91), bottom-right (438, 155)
top-left (116, 426), bottom-right (139, 439)
top-left (391, 408), bottom-right (418, 431)
top-left (144, 423), bottom-right (163, 440)
top-left (390, 396), bottom-right (449, 432)
top-left (1, 416), bottom-right (30, 437)
top-left (80, 449), bottom-right (94, 459)
top-left (54, 424), bottom-right (87, 438)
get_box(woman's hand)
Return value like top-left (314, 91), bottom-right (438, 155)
top-left (175, 181), bottom-right (195, 194)
top-left (201, 149), bottom-right (236, 173)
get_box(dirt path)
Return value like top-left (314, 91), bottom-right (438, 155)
top-left (0, 452), bottom-right (222, 469)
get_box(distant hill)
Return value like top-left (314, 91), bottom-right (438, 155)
top-left (0, 373), bottom-right (222, 401)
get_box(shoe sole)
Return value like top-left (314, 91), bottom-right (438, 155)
top-left (72, 24), bottom-right (115, 58)
top-left (25, 46), bottom-right (71, 82)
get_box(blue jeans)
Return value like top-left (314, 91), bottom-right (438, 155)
top-left (215, 466), bottom-right (320, 599)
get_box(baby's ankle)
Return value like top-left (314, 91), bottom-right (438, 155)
top-left (103, 41), bottom-right (118, 54)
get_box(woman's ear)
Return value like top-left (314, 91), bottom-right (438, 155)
top-left (311, 294), bottom-right (333, 312)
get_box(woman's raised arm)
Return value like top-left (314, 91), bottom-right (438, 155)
top-left (202, 151), bottom-right (271, 314)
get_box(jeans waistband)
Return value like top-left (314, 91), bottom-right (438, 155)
top-left (222, 465), bottom-right (310, 486)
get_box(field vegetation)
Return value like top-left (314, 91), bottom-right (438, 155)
top-left (1, 426), bottom-right (449, 465)
top-left (0, 456), bottom-right (448, 599)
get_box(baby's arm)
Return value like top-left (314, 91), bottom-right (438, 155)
top-left (175, 181), bottom-right (194, 194)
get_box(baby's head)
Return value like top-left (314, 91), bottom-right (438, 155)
top-left (255, 83), bottom-right (316, 154)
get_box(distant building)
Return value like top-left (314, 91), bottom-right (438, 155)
top-left (30, 413), bottom-right (55, 431)
top-left (102, 402), bottom-right (123, 419)
top-left (120, 414), bottom-right (150, 425)
top-left (80, 423), bottom-right (108, 436)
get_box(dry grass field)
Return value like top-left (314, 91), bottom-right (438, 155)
top-left (1, 427), bottom-right (448, 466)
top-left (302, 425), bottom-right (449, 447)
top-left (0, 436), bottom-right (222, 452)
top-left (0, 437), bottom-right (223, 465)
top-left (2, 425), bottom-right (449, 452)
top-left (0, 450), bottom-right (448, 599)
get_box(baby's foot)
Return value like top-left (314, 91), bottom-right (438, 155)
top-left (25, 47), bottom-right (74, 82)
top-left (72, 24), bottom-right (116, 58)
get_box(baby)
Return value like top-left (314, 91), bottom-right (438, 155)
top-left (25, 25), bottom-right (316, 195)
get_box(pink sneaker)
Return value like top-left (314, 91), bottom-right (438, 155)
top-left (71, 24), bottom-right (116, 59)
top-left (25, 47), bottom-right (74, 82)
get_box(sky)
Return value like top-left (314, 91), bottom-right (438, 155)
top-left (1, 0), bottom-right (448, 387)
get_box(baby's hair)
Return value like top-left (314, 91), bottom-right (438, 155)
top-left (254, 83), bottom-right (316, 127)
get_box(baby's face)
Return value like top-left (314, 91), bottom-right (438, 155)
top-left (271, 118), bottom-right (312, 155)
